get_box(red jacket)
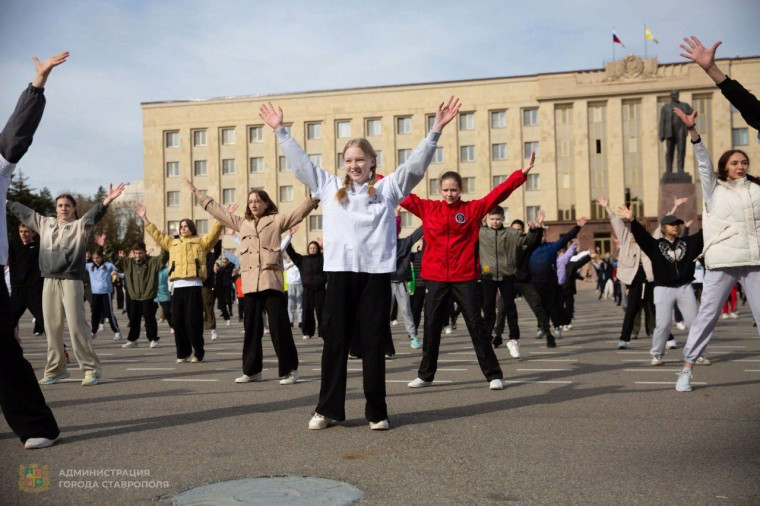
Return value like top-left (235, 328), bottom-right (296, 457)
top-left (401, 169), bottom-right (526, 282)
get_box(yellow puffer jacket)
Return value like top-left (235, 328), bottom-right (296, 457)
top-left (145, 221), bottom-right (224, 281)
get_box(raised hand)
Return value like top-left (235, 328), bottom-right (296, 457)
top-left (118, 249), bottom-right (126, 257)
top-left (576, 216), bottom-right (588, 227)
top-left (289, 225), bottom-right (299, 235)
top-left (184, 177), bottom-right (200, 194)
top-left (32, 51), bottom-right (69, 88)
top-left (673, 108), bottom-right (697, 130)
top-left (431, 96), bottom-right (462, 133)
top-left (134, 203), bottom-right (147, 221)
top-left (616, 205), bottom-right (633, 221)
top-left (225, 203), bottom-right (239, 213)
top-left (680, 36), bottom-right (721, 71)
top-left (521, 151), bottom-right (536, 174)
top-left (527, 221), bottom-right (536, 230)
top-left (673, 195), bottom-right (689, 208)
top-left (685, 219), bottom-right (695, 228)
top-left (94, 233), bottom-right (106, 247)
top-left (595, 196), bottom-right (608, 208)
top-left (536, 209), bottom-right (545, 226)
top-left (103, 183), bottom-right (126, 206)
top-left (259, 102), bottom-right (284, 131)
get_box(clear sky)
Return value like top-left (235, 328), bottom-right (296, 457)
top-left (1, 0), bottom-right (758, 197)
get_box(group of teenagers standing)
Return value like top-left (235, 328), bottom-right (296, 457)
top-left (2, 34), bottom-right (760, 453)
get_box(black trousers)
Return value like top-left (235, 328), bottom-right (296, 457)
top-left (127, 298), bottom-right (158, 342)
top-left (91, 293), bottom-right (120, 334)
top-left (482, 276), bottom-right (519, 340)
top-left (620, 267), bottom-right (648, 342)
top-left (302, 286), bottom-right (325, 338)
top-left (217, 288), bottom-right (231, 320)
top-left (115, 283), bottom-right (125, 309)
top-left (533, 281), bottom-right (566, 328)
top-left (316, 272), bottom-right (390, 423)
top-left (0, 269), bottom-right (60, 443)
top-left (420, 280), bottom-right (503, 383)
top-left (11, 282), bottom-right (44, 332)
top-left (514, 281), bottom-right (551, 333)
top-left (237, 297), bottom-right (244, 320)
top-left (172, 286), bottom-right (204, 360)
top-left (410, 285), bottom-right (425, 331)
top-left (159, 301), bottom-right (172, 329)
top-left (242, 290), bottom-right (298, 377)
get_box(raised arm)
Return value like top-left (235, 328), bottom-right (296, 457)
top-left (673, 107), bottom-right (717, 210)
top-left (136, 203), bottom-right (173, 251)
top-left (279, 197), bottom-right (319, 232)
top-left (6, 201), bottom-right (43, 233)
top-left (199, 221), bottom-right (225, 252)
top-left (285, 243), bottom-right (303, 266)
top-left (471, 152), bottom-right (533, 219)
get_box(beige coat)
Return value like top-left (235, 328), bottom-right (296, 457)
top-left (605, 205), bottom-right (653, 285)
top-left (201, 195), bottom-right (319, 293)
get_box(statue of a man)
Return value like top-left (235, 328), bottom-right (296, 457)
top-left (659, 90), bottom-right (694, 174)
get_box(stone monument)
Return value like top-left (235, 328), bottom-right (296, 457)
top-left (659, 90), bottom-right (694, 183)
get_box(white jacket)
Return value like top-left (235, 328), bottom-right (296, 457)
top-left (697, 140), bottom-right (760, 269)
top-left (278, 128), bottom-right (439, 273)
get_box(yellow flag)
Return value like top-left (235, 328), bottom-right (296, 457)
top-left (645, 25), bottom-right (659, 44)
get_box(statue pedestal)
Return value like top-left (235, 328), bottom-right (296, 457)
top-left (658, 175), bottom-right (698, 226)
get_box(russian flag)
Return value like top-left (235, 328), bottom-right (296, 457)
top-left (612, 30), bottom-right (625, 47)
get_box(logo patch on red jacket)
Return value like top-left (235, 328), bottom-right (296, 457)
top-left (455, 213), bottom-right (466, 224)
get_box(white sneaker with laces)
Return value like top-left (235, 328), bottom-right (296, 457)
top-left (489, 379), bottom-right (504, 390)
top-left (695, 356), bottom-right (711, 366)
top-left (369, 419), bottom-right (390, 430)
top-left (211, 330), bottom-right (218, 341)
top-left (675, 368), bottom-right (693, 392)
top-left (177, 356), bottom-right (191, 363)
top-left (98, 323), bottom-right (105, 332)
top-left (279, 370), bottom-right (300, 385)
top-left (720, 313), bottom-right (729, 320)
top-left (666, 339), bottom-right (678, 349)
top-left (390, 320), bottom-right (398, 326)
top-left (444, 326), bottom-right (452, 335)
top-left (308, 413), bottom-right (334, 430)
top-left (235, 373), bottom-right (262, 383)
top-left (506, 339), bottom-right (520, 358)
top-left (676, 321), bottom-right (687, 330)
top-left (729, 312), bottom-right (738, 319)
top-left (24, 436), bottom-right (61, 450)
top-left (408, 377), bottom-right (432, 388)
top-left (121, 340), bottom-right (138, 349)
top-left (191, 356), bottom-right (202, 363)
top-left (650, 355), bottom-right (663, 366)
top-left (113, 332), bottom-right (122, 341)
top-left (617, 340), bottom-right (628, 350)
top-left (225, 319), bottom-right (231, 327)
top-left (149, 340), bottom-right (159, 348)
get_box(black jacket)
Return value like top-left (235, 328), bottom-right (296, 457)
top-left (391, 227), bottom-right (423, 282)
top-left (515, 226), bottom-right (544, 282)
top-left (286, 243), bottom-right (326, 290)
top-left (718, 77), bottom-right (760, 131)
top-left (203, 241), bottom-right (222, 288)
top-left (630, 219), bottom-right (703, 288)
top-left (8, 239), bottom-right (42, 288)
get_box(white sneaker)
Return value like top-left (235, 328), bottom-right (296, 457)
top-left (553, 327), bottom-right (562, 339)
top-left (666, 339), bottom-right (678, 349)
top-left (391, 320), bottom-right (398, 326)
top-left (191, 356), bottom-right (202, 363)
top-left (506, 339), bottom-right (520, 358)
top-left (720, 313), bottom-right (729, 320)
top-left (225, 319), bottom-right (231, 327)
top-left (235, 373), bottom-right (262, 383)
top-left (408, 377), bottom-right (432, 388)
top-left (121, 340), bottom-right (138, 348)
top-left (279, 370), bottom-right (300, 385)
top-left (113, 332), bottom-right (122, 341)
top-left (729, 312), bottom-right (738, 319)
top-left (149, 340), bottom-right (159, 348)
top-left (211, 330), bottom-right (218, 341)
top-left (170, 328), bottom-right (175, 334)
top-left (308, 413), bottom-right (334, 430)
top-left (302, 335), bottom-right (311, 340)
top-left (650, 355), bottom-right (663, 366)
top-left (176, 356), bottom-right (191, 363)
top-left (24, 436), bottom-right (61, 450)
top-left (444, 326), bottom-right (452, 335)
top-left (98, 323), bottom-right (105, 332)
top-left (489, 379), bottom-right (504, 390)
top-left (617, 340), bottom-right (629, 349)
top-left (676, 321), bottom-right (687, 330)
top-left (695, 356), bottom-right (711, 366)
top-left (369, 419), bottom-right (390, 430)
top-left (675, 368), bottom-right (693, 392)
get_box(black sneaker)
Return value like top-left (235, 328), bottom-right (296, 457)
top-left (546, 336), bottom-right (557, 348)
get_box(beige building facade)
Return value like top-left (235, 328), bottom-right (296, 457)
top-left (141, 55), bottom-right (759, 253)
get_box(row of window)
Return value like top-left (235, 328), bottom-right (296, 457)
top-left (164, 108), bottom-right (542, 148)
top-left (165, 141), bottom-right (540, 178)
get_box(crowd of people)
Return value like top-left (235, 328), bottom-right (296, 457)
top-left (2, 34), bottom-right (759, 449)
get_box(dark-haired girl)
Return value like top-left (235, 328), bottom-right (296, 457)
top-left (286, 239), bottom-right (327, 340)
top-left (137, 203), bottom-right (223, 363)
top-left (8, 185), bottom-right (125, 386)
top-left (187, 180), bottom-right (318, 385)
top-left (86, 244), bottom-right (120, 340)
top-left (673, 108), bottom-right (760, 392)
top-left (402, 154), bottom-right (534, 391)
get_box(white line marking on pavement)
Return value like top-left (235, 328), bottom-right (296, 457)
top-left (745, 370), bottom-right (760, 372)
top-left (386, 380), bottom-right (452, 384)
top-left (101, 359), bottom-right (140, 363)
top-left (448, 352), bottom-right (476, 355)
top-left (530, 359), bottom-right (579, 362)
top-left (623, 369), bottom-right (682, 372)
top-left (735, 359), bottom-right (760, 362)
top-left (503, 380), bottom-right (573, 384)
top-left (435, 368), bottom-right (468, 372)
top-left (126, 368), bottom-right (176, 371)
top-left (634, 381), bottom-right (707, 385)
top-left (707, 345), bottom-right (747, 349)
top-left (161, 379), bottom-right (220, 382)
top-left (516, 368), bottom-right (571, 372)
top-left (529, 352), bottom-right (562, 355)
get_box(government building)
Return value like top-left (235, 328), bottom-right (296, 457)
top-left (141, 55), bottom-right (759, 253)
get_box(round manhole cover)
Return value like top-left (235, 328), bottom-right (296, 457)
top-left (172, 476), bottom-right (363, 505)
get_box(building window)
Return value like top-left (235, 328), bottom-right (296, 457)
top-left (306, 122), bottom-right (322, 140)
top-left (165, 131), bottom-right (179, 148)
top-left (732, 128), bottom-right (749, 146)
top-left (337, 152), bottom-right (344, 168)
top-left (400, 211), bottom-right (414, 228)
top-left (166, 161), bottom-right (179, 178)
top-left (398, 149), bottom-right (411, 164)
top-left (366, 118), bottom-right (381, 136)
top-left (459, 112), bottom-right (475, 131)
top-left (249, 157), bottom-right (263, 173)
top-left (524, 141), bottom-right (539, 159)
top-left (308, 154), bottom-right (322, 167)
top-left (492, 175), bottom-right (507, 187)
top-left (622, 102), bottom-right (637, 121)
top-left (193, 130), bottom-right (207, 146)
top-left (433, 147), bottom-right (443, 163)
top-left (429, 178), bottom-right (439, 195)
top-left (222, 158), bottom-right (235, 175)
top-left (491, 110), bottom-right (507, 129)
top-left (555, 107), bottom-right (572, 125)
top-left (166, 191), bottom-right (180, 207)
top-left (590, 106), bottom-right (603, 123)
top-left (397, 117), bottom-right (412, 134)
top-left (222, 188), bottom-right (235, 205)
top-left (309, 215), bottom-right (322, 231)
top-left (195, 219), bottom-right (208, 235)
top-left (558, 139), bottom-right (571, 157)
top-left (463, 177), bottom-right (475, 194)
top-left (279, 185), bottom-right (293, 202)
top-left (427, 115), bottom-right (436, 132)
top-left (193, 189), bottom-right (207, 206)
top-left (167, 221), bottom-right (179, 236)
top-left (221, 128), bottom-right (235, 145)
top-left (560, 173), bottom-right (571, 189)
top-left (522, 108), bottom-right (538, 126)
top-left (249, 126), bottom-right (263, 143)
top-left (526, 174), bottom-right (540, 191)
top-left (279, 156), bottom-right (292, 172)
top-left (526, 205), bottom-right (541, 222)
top-left (460, 145), bottom-right (475, 162)
top-left (194, 160), bottom-right (207, 176)
top-left (491, 143), bottom-right (507, 161)
top-left (337, 121), bottom-right (351, 138)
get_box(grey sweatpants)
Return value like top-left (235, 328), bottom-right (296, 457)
top-left (391, 281), bottom-right (417, 337)
top-left (652, 284), bottom-right (698, 357)
top-left (683, 266), bottom-right (760, 364)
top-left (287, 283), bottom-right (303, 324)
